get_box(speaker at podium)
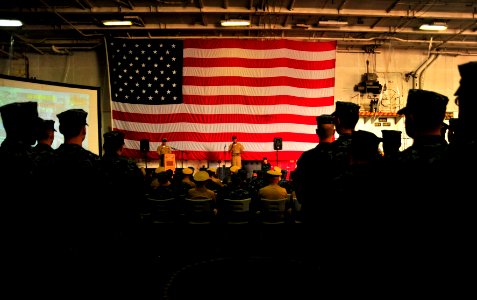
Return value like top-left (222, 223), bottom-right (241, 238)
top-left (164, 153), bottom-right (176, 173)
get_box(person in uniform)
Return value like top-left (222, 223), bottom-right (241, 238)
top-left (101, 130), bottom-right (145, 265)
top-left (443, 60), bottom-right (477, 295)
top-left (32, 118), bottom-right (58, 195)
top-left (157, 137), bottom-right (172, 167)
top-left (294, 114), bottom-right (335, 224)
top-left (258, 167), bottom-right (288, 200)
top-left (380, 130), bottom-right (402, 159)
top-left (385, 89), bottom-right (450, 286)
top-left (187, 170), bottom-right (216, 202)
top-left (331, 101), bottom-right (360, 178)
top-left (53, 108), bottom-right (106, 269)
top-left (0, 101), bottom-right (42, 281)
top-left (261, 157), bottom-right (271, 173)
top-left (228, 135), bottom-right (244, 169)
top-left (33, 118), bottom-right (56, 153)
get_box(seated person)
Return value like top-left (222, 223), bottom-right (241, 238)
top-left (258, 167), bottom-right (289, 200)
top-left (187, 171), bottom-right (216, 202)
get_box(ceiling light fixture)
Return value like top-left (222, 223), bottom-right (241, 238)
top-left (419, 22), bottom-right (447, 31)
top-left (220, 19), bottom-right (251, 27)
top-left (102, 20), bottom-right (133, 26)
top-left (0, 19), bottom-right (23, 27)
top-left (318, 20), bottom-right (348, 27)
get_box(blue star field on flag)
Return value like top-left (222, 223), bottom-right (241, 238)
top-left (107, 39), bottom-right (183, 105)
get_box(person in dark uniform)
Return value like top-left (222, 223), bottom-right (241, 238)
top-left (380, 129), bottom-right (401, 159)
top-left (101, 130), bottom-right (145, 267)
top-left (53, 108), bottom-right (107, 274)
top-left (331, 101), bottom-right (360, 177)
top-left (33, 118), bottom-right (56, 152)
top-left (386, 89), bottom-right (450, 289)
top-left (443, 61), bottom-right (477, 295)
top-left (294, 114), bottom-right (335, 224)
top-left (260, 157), bottom-right (271, 173)
top-left (0, 101), bottom-right (42, 285)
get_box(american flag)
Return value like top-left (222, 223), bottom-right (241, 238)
top-left (107, 38), bottom-right (336, 162)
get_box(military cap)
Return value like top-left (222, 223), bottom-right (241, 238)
top-left (103, 130), bottom-right (125, 145)
top-left (316, 114), bottom-right (335, 125)
top-left (207, 167), bottom-right (217, 173)
top-left (57, 109), bottom-right (88, 127)
top-left (381, 130), bottom-right (401, 140)
top-left (193, 170), bottom-right (210, 182)
top-left (231, 135), bottom-right (237, 140)
top-left (455, 61), bottom-right (477, 96)
top-left (267, 166), bottom-right (282, 176)
top-left (351, 130), bottom-right (381, 159)
top-left (398, 89), bottom-right (448, 115)
top-left (331, 101), bottom-right (360, 117)
top-left (162, 138), bottom-right (167, 142)
top-left (0, 101), bottom-right (39, 133)
top-left (155, 166), bottom-right (166, 174)
top-left (182, 168), bottom-right (193, 175)
top-left (38, 119), bottom-right (56, 132)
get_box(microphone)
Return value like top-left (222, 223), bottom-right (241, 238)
top-left (171, 146), bottom-right (178, 150)
top-left (224, 144), bottom-right (227, 149)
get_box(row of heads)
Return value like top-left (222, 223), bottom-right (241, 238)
top-left (155, 165), bottom-right (284, 181)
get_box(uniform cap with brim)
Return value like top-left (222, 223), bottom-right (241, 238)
top-left (316, 114), bottom-right (335, 125)
top-left (207, 167), bottom-right (217, 173)
top-left (455, 61), bottom-right (477, 96)
top-left (331, 101), bottom-right (360, 117)
top-left (182, 168), bottom-right (193, 175)
top-left (38, 118), bottom-right (56, 132)
top-left (397, 89), bottom-right (448, 115)
top-left (0, 101), bottom-right (39, 133)
top-left (162, 138), bottom-right (167, 142)
top-left (103, 130), bottom-right (125, 144)
top-left (267, 166), bottom-right (282, 176)
top-left (194, 170), bottom-right (210, 182)
top-left (155, 166), bottom-right (166, 173)
top-left (229, 166), bottom-right (239, 173)
top-left (381, 130), bottom-right (401, 140)
top-left (57, 109), bottom-right (88, 126)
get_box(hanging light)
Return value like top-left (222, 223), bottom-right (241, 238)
top-left (0, 19), bottom-right (23, 27)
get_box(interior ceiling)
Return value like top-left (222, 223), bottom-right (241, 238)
top-left (1, 0), bottom-right (477, 56)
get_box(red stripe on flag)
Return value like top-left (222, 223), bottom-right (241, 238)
top-left (183, 76), bottom-right (334, 89)
top-left (183, 57), bottom-right (336, 70)
top-left (181, 95), bottom-right (334, 106)
top-left (112, 111), bottom-right (319, 125)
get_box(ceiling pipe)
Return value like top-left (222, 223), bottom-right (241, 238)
top-left (418, 53), bottom-right (439, 89)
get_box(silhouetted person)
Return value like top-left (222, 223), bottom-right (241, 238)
top-left (331, 101), bottom-right (360, 178)
top-left (381, 129), bottom-right (401, 160)
top-left (0, 102), bottom-right (42, 284)
top-left (389, 89), bottom-right (449, 289)
top-left (101, 130), bottom-right (145, 262)
top-left (53, 109), bottom-right (106, 273)
top-left (294, 114), bottom-right (335, 224)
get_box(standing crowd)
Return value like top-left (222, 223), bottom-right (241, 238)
top-left (1, 61), bottom-right (475, 295)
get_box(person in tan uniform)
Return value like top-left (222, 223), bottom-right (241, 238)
top-left (187, 170), bottom-right (216, 202)
top-left (258, 167), bottom-right (289, 200)
top-left (156, 138), bottom-right (172, 167)
top-left (228, 135), bottom-right (244, 168)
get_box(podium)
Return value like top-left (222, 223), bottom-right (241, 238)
top-left (164, 153), bottom-right (176, 172)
